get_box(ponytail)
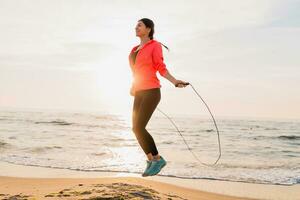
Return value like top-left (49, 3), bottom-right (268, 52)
top-left (159, 42), bottom-right (170, 52)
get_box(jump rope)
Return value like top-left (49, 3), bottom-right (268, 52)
top-left (156, 82), bottom-right (221, 166)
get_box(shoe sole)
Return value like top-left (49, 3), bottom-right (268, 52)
top-left (142, 167), bottom-right (151, 177)
top-left (142, 174), bottom-right (148, 177)
top-left (141, 161), bottom-right (153, 177)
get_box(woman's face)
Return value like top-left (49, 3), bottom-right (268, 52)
top-left (135, 21), bottom-right (150, 38)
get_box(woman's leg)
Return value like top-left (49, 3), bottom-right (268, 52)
top-left (132, 88), bottom-right (161, 160)
top-left (132, 92), bottom-right (154, 160)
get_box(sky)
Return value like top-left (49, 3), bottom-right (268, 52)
top-left (0, 0), bottom-right (299, 120)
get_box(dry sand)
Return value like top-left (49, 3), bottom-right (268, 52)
top-left (0, 176), bottom-right (255, 200)
top-left (0, 161), bottom-right (299, 200)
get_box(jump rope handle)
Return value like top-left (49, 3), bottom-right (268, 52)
top-left (175, 82), bottom-right (190, 87)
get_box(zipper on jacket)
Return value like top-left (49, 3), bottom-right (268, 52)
top-left (133, 39), bottom-right (154, 66)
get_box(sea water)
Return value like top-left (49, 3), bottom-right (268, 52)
top-left (0, 109), bottom-right (299, 185)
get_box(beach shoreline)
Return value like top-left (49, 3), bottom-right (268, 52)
top-left (0, 161), bottom-right (299, 200)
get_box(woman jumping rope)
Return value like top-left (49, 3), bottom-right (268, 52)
top-left (128, 18), bottom-right (189, 177)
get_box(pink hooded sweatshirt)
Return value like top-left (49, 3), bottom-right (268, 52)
top-left (128, 39), bottom-right (168, 92)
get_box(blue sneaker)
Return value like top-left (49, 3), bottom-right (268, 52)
top-left (142, 160), bottom-right (152, 177)
top-left (146, 156), bottom-right (167, 176)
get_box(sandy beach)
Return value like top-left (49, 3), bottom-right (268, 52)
top-left (0, 176), bottom-right (250, 200)
top-left (1, 161), bottom-right (299, 200)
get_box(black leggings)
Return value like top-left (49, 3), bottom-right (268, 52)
top-left (132, 87), bottom-right (161, 156)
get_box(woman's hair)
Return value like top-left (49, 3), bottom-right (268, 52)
top-left (139, 18), bottom-right (169, 51)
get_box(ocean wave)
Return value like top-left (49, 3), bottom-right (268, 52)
top-left (162, 141), bottom-right (174, 144)
top-left (1, 160), bottom-right (298, 186)
top-left (278, 135), bottom-right (300, 140)
top-left (0, 141), bottom-right (9, 148)
top-left (252, 135), bottom-right (300, 141)
top-left (35, 120), bottom-right (74, 126)
top-left (0, 140), bottom-right (12, 150)
top-left (26, 146), bottom-right (63, 153)
top-left (217, 163), bottom-right (299, 170)
top-left (91, 152), bottom-right (107, 156)
top-left (264, 127), bottom-right (279, 130)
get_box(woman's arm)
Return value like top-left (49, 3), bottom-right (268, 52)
top-left (153, 43), bottom-right (189, 88)
top-left (162, 71), bottom-right (189, 88)
top-left (162, 70), bottom-right (176, 85)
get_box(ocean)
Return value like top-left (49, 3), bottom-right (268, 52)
top-left (0, 109), bottom-right (299, 185)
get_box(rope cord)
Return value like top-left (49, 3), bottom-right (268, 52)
top-left (156, 82), bottom-right (221, 166)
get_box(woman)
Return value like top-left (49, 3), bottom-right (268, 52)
top-left (128, 18), bottom-right (189, 177)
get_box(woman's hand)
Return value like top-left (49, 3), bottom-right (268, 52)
top-left (173, 79), bottom-right (189, 88)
